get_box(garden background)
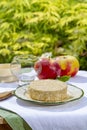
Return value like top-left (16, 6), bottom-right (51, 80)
top-left (0, 0), bottom-right (87, 70)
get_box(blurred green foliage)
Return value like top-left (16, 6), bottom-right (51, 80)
top-left (0, 0), bottom-right (87, 70)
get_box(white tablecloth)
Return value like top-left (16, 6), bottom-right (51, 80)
top-left (0, 70), bottom-right (87, 130)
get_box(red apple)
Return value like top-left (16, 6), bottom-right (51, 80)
top-left (34, 58), bottom-right (61, 79)
top-left (55, 55), bottom-right (80, 77)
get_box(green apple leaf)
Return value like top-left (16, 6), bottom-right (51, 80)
top-left (56, 75), bottom-right (71, 82)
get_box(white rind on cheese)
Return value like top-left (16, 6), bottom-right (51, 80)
top-left (28, 79), bottom-right (67, 102)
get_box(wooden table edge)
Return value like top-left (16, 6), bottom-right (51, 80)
top-left (0, 116), bottom-right (7, 124)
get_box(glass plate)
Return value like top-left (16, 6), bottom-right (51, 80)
top-left (15, 84), bottom-right (84, 105)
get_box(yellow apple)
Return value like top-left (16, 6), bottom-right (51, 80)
top-left (55, 55), bottom-right (80, 77)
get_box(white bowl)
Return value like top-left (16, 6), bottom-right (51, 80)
top-left (0, 64), bottom-right (20, 83)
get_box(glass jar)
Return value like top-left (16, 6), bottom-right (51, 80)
top-left (11, 54), bottom-right (39, 86)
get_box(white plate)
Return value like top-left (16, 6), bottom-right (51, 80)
top-left (15, 84), bottom-right (84, 105)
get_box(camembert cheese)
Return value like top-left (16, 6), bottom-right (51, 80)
top-left (28, 79), bottom-right (67, 102)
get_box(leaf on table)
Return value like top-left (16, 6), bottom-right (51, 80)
top-left (56, 75), bottom-right (71, 82)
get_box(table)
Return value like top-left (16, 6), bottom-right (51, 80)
top-left (0, 70), bottom-right (87, 130)
top-left (0, 117), bottom-right (12, 130)
top-left (0, 116), bottom-right (5, 124)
